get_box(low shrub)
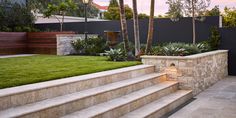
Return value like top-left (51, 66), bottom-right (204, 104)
top-left (71, 36), bottom-right (107, 55)
top-left (150, 46), bottom-right (162, 55)
top-left (208, 26), bottom-right (221, 50)
top-left (197, 42), bottom-right (211, 52)
top-left (115, 42), bottom-right (135, 54)
top-left (161, 43), bottom-right (187, 56)
top-left (105, 48), bottom-right (127, 61)
top-left (146, 42), bottom-right (212, 56)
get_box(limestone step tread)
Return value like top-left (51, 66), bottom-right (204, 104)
top-left (0, 65), bottom-right (154, 98)
top-left (62, 81), bottom-right (178, 118)
top-left (120, 90), bottom-right (192, 118)
top-left (0, 73), bottom-right (165, 117)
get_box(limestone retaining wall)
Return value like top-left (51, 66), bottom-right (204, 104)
top-left (141, 50), bottom-right (228, 95)
top-left (56, 34), bottom-right (98, 55)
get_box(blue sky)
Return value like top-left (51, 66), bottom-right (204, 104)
top-left (93, 0), bottom-right (236, 15)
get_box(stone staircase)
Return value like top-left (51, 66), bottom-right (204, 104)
top-left (0, 65), bottom-right (192, 118)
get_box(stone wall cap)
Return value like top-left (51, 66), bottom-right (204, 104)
top-left (141, 50), bottom-right (228, 60)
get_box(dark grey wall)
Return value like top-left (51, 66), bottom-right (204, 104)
top-left (219, 28), bottom-right (236, 75)
top-left (35, 16), bottom-right (220, 44)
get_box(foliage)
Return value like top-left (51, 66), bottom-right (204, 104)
top-left (71, 36), bottom-right (107, 55)
top-left (0, 55), bottom-right (140, 89)
top-left (150, 46), bottom-right (163, 55)
top-left (138, 13), bottom-right (149, 19)
top-left (161, 43), bottom-right (187, 56)
top-left (166, 0), bottom-right (184, 18)
top-left (222, 7), bottom-right (236, 28)
top-left (105, 48), bottom-right (127, 61)
top-left (147, 42), bottom-right (212, 56)
top-left (183, 0), bottom-right (210, 17)
top-left (115, 42), bottom-right (135, 53)
top-left (196, 42), bottom-right (211, 52)
top-left (0, 1), bottom-right (36, 32)
top-left (43, 0), bottom-right (77, 31)
top-left (204, 5), bottom-right (220, 16)
top-left (28, 0), bottom-right (99, 18)
top-left (104, 0), bottom-right (133, 20)
top-left (108, 0), bottom-right (119, 8)
top-left (207, 27), bottom-right (221, 50)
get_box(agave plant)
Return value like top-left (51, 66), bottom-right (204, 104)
top-left (161, 44), bottom-right (187, 56)
top-left (105, 48), bottom-right (126, 61)
top-left (197, 42), bottom-right (211, 52)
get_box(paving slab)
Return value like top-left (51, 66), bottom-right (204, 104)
top-left (169, 76), bottom-right (236, 118)
top-left (0, 54), bottom-right (35, 58)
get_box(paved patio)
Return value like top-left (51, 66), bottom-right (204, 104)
top-left (0, 54), bottom-right (35, 58)
top-left (169, 76), bottom-right (236, 118)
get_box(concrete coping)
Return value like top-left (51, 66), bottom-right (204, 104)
top-left (141, 50), bottom-right (228, 60)
top-left (0, 65), bottom-right (153, 98)
top-left (56, 34), bottom-right (98, 37)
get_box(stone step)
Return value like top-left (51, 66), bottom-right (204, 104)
top-left (0, 65), bottom-right (155, 111)
top-left (0, 73), bottom-right (168, 118)
top-left (62, 81), bottom-right (178, 118)
top-left (121, 90), bottom-right (193, 118)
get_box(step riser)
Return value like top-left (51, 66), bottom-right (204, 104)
top-left (92, 84), bottom-right (178, 118)
top-left (146, 92), bottom-right (193, 118)
top-left (0, 66), bottom-right (154, 111)
top-left (14, 75), bottom-right (167, 118)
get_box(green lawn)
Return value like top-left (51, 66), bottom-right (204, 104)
top-left (0, 55), bottom-right (141, 89)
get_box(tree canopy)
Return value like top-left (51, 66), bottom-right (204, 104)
top-left (0, 1), bottom-right (35, 32)
top-left (104, 0), bottom-right (133, 20)
top-left (28, 0), bottom-right (99, 18)
top-left (204, 5), bottom-right (220, 16)
top-left (223, 7), bottom-right (236, 28)
top-left (166, 0), bottom-right (184, 18)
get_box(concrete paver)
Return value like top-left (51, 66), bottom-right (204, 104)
top-left (169, 76), bottom-right (236, 118)
top-left (0, 54), bottom-right (35, 58)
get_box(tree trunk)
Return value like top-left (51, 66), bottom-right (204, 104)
top-left (61, 12), bottom-right (65, 32)
top-left (132, 0), bottom-right (141, 57)
top-left (119, 0), bottom-right (130, 55)
top-left (192, 0), bottom-right (196, 44)
top-left (145, 0), bottom-right (155, 54)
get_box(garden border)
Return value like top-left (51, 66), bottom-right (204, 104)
top-left (141, 50), bottom-right (228, 95)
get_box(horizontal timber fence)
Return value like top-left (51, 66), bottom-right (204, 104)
top-left (0, 32), bottom-right (27, 55)
top-left (0, 32), bottom-right (75, 55)
top-left (27, 32), bottom-right (75, 54)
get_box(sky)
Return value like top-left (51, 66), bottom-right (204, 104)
top-left (93, 0), bottom-right (236, 15)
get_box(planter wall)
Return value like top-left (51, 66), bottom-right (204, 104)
top-left (141, 50), bottom-right (228, 95)
top-left (0, 32), bottom-right (27, 55)
top-left (57, 34), bottom-right (98, 55)
top-left (27, 32), bottom-right (75, 54)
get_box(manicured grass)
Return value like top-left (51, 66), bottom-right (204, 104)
top-left (0, 55), bottom-right (141, 89)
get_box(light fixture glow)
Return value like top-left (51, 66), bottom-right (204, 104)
top-left (82, 0), bottom-right (90, 4)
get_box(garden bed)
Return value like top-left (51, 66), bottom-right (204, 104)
top-left (0, 55), bottom-right (141, 89)
top-left (141, 50), bottom-right (228, 95)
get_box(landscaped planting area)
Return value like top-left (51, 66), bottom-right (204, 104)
top-left (0, 55), bottom-right (141, 89)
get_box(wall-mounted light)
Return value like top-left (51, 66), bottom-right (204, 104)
top-left (164, 63), bottom-right (182, 80)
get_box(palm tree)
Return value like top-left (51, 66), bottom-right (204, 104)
top-left (119, 0), bottom-right (130, 55)
top-left (145, 0), bottom-right (155, 54)
top-left (191, 0), bottom-right (196, 44)
top-left (132, 0), bottom-right (141, 57)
